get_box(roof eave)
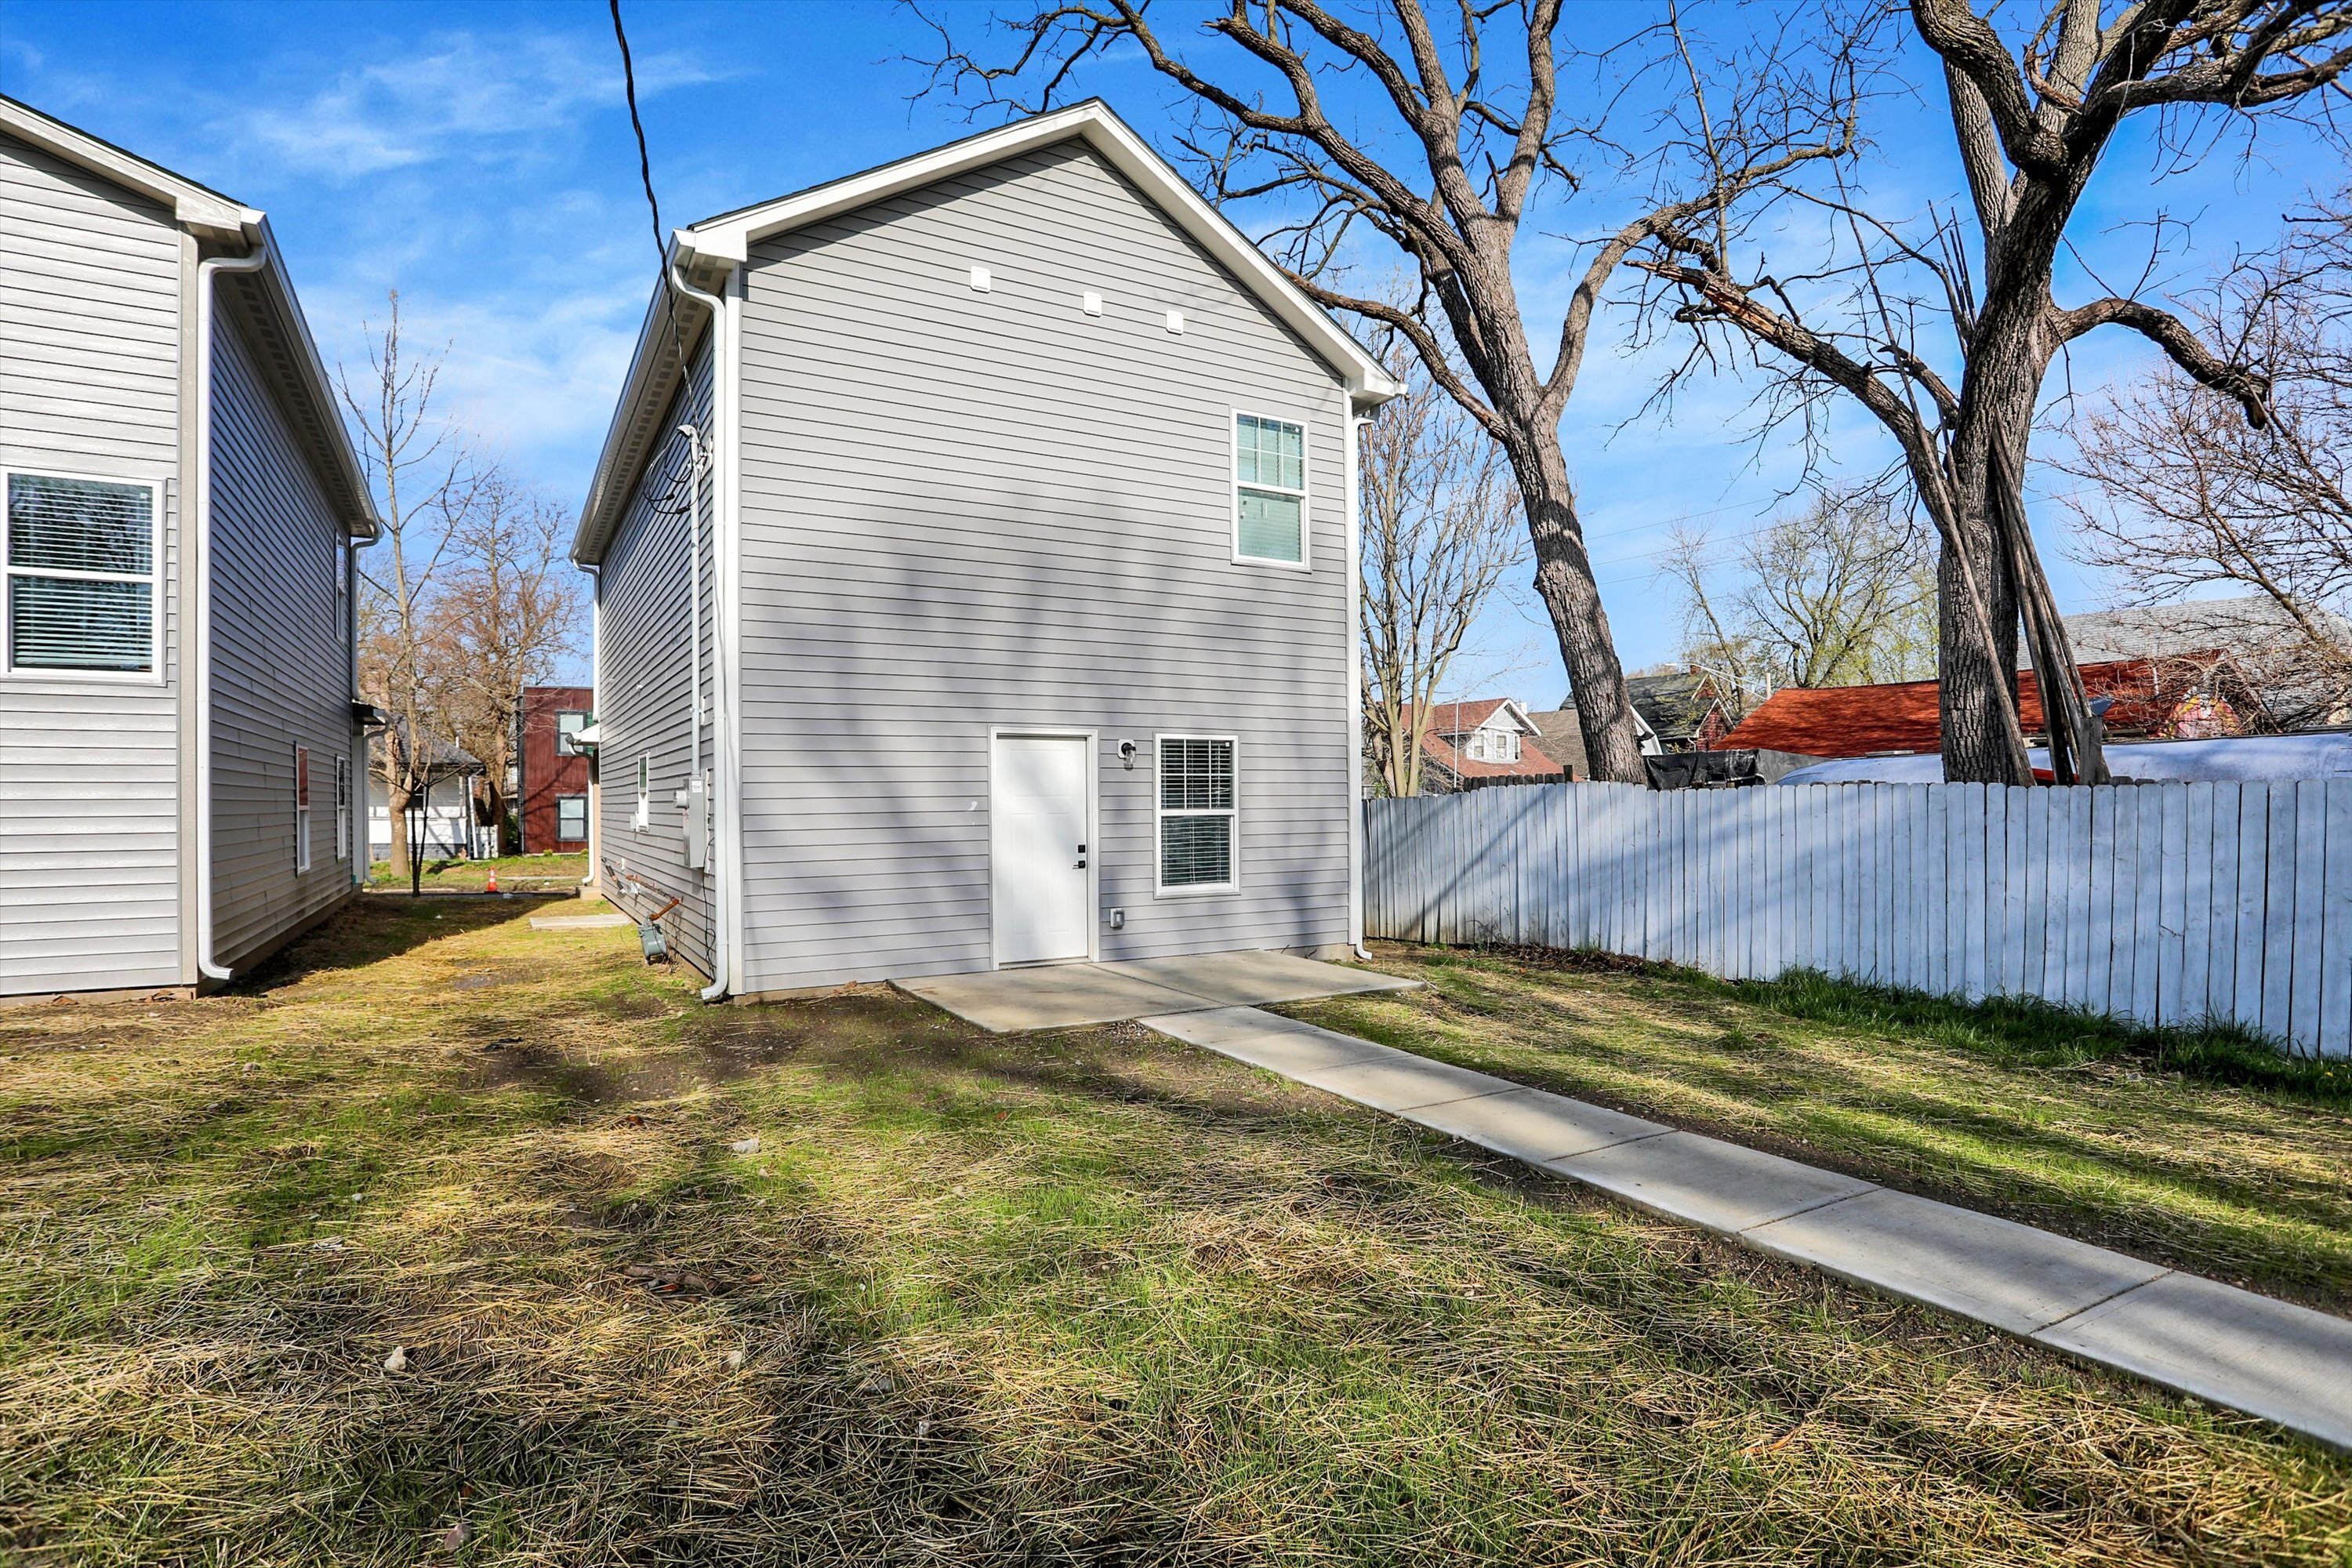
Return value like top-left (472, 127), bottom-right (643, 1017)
top-left (0, 98), bottom-right (378, 539)
top-left (0, 93), bottom-right (260, 241)
top-left (572, 244), bottom-right (710, 566)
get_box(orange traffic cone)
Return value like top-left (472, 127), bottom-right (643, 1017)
top-left (485, 868), bottom-right (499, 895)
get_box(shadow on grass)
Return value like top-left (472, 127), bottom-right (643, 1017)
top-left (1415, 943), bottom-right (2352, 1106)
top-left (232, 896), bottom-right (546, 990)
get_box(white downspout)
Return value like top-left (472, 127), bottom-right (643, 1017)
top-left (583, 563), bottom-right (601, 890)
top-left (1346, 401), bottom-right (1371, 960)
top-left (192, 237), bottom-right (272, 982)
top-left (668, 261), bottom-right (734, 1004)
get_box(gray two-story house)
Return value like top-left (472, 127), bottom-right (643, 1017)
top-left (574, 101), bottom-right (1398, 999)
top-left (1, 96), bottom-right (377, 1001)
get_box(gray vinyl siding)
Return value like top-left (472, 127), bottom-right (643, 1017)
top-left (594, 335), bottom-right (716, 974)
top-left (0, 129), bottom-right (183, 996)
top-left (733, 140), bottom-right (1352, 992)
top-left (207, 300), bottom-right (355, 968)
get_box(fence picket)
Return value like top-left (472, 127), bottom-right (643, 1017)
top-left (2234, 788), bottom-right (2270, 1032)
top-left (2180, 784), bottom-right (2215, 1024)
top-left (2321, 781), bottom-right (2351, 1060)
top-left (2291, 782), bottom-right (2327, 1054)
top-left (2263, 784), bottom-right (2300, 1040)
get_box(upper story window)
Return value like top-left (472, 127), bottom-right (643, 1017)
top-left (4, 471), bottom-right (158, 675)
top-left (556, 710), bottom-right (590, 756)
top-left (1233, 413), bottom-right (1306, 568)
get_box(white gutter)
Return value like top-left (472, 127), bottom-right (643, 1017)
top-left (666, 262), bottom-right (736, 1004)
top-left (191, 237), bottom-right (274, 982)
top-left (1346, 403), bottom-right (1371, 960)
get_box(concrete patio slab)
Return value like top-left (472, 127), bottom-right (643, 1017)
top-left (1142, 1007), bottom-right (1399, 1074)
top-left (1546, 1131), bottom-right (1876, 1232)
top-left (2033, 1272), bottom-right (2352, 1450)
top-left (1107, 949), bottom-right (1421, 1007)
top-left (1399, 1087), bottom-right (1669, 1164)
top-left (1290, 1054), bottom-right (1519, 1113)
top-left (896, 966), bottom-right (1211, 1033)
top-left (1745, 1189), bottom-right (2171, 1335)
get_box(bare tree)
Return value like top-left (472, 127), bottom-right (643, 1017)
top-left (1664, 487), bottom-right (1936, 710)
top-left (423, 474), bottom-right (586, 853)
top-left (1359, 343), bottom-right (1524, 796)
top-left (342, 292), bottom-right (469, 893)
top-left (1638, 0), bottom-right (2349, 784)
top-left (2062, 186), bottom-right (2352, 728)
top-left (917, 1), bottom-right (1863, 782)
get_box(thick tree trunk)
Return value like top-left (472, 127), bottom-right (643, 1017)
top-left (1514, 439), bottom-right (1647, 784)
top-left (384, 777), bottom-right (414, 883)
top-left (1936, 218), bottom-right (2063, 783)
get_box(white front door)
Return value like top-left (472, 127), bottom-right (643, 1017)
top-left (992, 733), bottom-right (1091, 965)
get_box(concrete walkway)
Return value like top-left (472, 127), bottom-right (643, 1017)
top-left (895, 950), bottom-right (1419, 1033)
top-left (1144, 1005), bottom-right (2352, 1452)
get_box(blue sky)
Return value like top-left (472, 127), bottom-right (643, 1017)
top-left (5, 2), bottom-right (2337, 701)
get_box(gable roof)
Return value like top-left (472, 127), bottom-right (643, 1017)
top-left (0, 95), bottom-right (379, 541)
top-left (1719, 657), bottom-right (2245, 758)
top-left (573, 100), bottom-right (1400, 564)
top-left (1416, 698), bottom-right (1535, 738)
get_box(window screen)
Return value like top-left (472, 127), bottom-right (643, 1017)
top-left (557, 794), bottom-right (589, 842)
top-left (1234, 415), bottom-right (1305, 564)
top-left (1158, 737), bottom-right (1236, 890)
top-left (5, 473), bottom-right (157, 672)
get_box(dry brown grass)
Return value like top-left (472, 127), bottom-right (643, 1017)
top-left (2, 901), bottom-right (2348, 1565)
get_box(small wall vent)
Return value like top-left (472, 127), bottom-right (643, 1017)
top-left (969, 267), bottom-right (992, 292)
top-left (1082, 291), bottom-right (1102, 317)
top-left (1164, 310), bottom-right (1184, 335)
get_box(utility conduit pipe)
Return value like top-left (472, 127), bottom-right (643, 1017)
top-left (192, 238), bottom-right (274, 982)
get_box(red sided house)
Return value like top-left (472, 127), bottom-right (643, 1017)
top-left (1719, 655), bottom-right (2252, 759)
top-left (519, 686), bottom-right (595, 854)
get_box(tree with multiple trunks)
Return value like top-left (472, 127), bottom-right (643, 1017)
top-left (918, 1), bottom-right (1866, 782)
top-left (1635, 0), bottom-right (2352, 782)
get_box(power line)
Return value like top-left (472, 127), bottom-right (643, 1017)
top-left (609, 0), bottom-right (695, 520)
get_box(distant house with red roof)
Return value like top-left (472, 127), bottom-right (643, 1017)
top-left (1718, 655), bottom-right (2254, 759)
top-left (1400, 699), bottom-right (1572, 790)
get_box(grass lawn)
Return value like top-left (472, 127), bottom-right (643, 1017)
top-left (2, 906), bottom-right (2348, 1564)
top-left (1288, 944), bottom-right (2352, 1317)
top-left (366, 851), bottom-right (589, 894)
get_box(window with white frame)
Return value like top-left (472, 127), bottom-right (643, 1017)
top-left (1157, 736), bottom-right (1236, 891)
top-left (633, 756), bottom-right (650, 830)
top-left (556, 710), bottom-right (590, 756)
top-left (557, 793), bottom-right (589, 843)
top-left (1232, 414), bottom-right (1305, 565)
top-left (294, 746), bottom-right (313, 873)
top-left (4, 471), bottom-right (159, 674)
top-left (334, 753), bottom-right (351, 862)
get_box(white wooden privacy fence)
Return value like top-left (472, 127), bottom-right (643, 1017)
top-left (1363, 781), bottom-right (2352, 1058)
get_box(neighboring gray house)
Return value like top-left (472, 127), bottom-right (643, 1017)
top-left (1, 97), bottom-right (377, 1000)
top-left (573, 102), bottom-right (1399, 998)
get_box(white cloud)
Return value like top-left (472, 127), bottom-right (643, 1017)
top-left (235, 31), bottom-right (719, 180)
